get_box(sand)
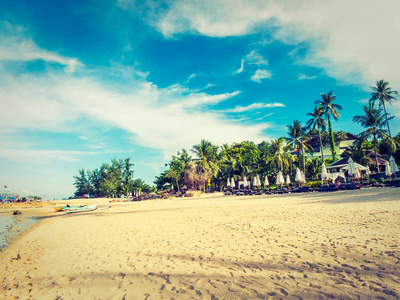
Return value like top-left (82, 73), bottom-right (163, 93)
top-left (0, 188), bottom-right (399, 299)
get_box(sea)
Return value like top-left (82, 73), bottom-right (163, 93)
top-left (0, 214), bottom-right (40, 251)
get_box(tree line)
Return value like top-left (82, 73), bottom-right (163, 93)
top-left (73, 158), bottom-right (155, 198)
top-left (73, 79), bottom-right (399, 196)
top-left (156, 80), bottom-right (399, 192)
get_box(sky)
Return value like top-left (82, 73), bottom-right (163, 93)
top-left (1, 0), bottom-right (400, 200)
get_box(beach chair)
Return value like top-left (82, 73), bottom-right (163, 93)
top-left (317, 185), bottom-right (330, 192)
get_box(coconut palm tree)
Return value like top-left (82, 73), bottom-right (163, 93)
top-left (353, 103), bottom-right (395, 171)
top-left (286, 120), bottom-right (313, 174)
top-left (286, 120), bottom-right (303, 169)
top-left (315, 91), bottom-right (342, 161)
top-left (266, 137), bottom-right (293, 172)
top-left (342, 145), bottom-right (371, 167)
top-left (369, 79), bottom-right (398, 137)
top-left (192, 139), bottom-right (219, 190)
top-left (306, 106), bottom-right (327, 162)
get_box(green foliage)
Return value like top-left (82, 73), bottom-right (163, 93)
top-left (73, 158), bottom-right (153, 198)
top-left (342, 145), bottom-right (370, 166)
top-left (379, 177), bottom-right (385, 183)
top-left (266, 137), bottom-right (294, 173)
top-left (305, 158), bottom-right (322, 179)
top-left (370, 178), bottom-right (376, 184)
top-left (353, 102), bottom-right (394, 170)
top-left (315, 91), bottom-right (342, 161)
top-left (319, 131), bottom-right (347, 147)
top-left (219, 141), bottom-right (261, 182)
top-left (73, 169), bottom-right (91, 197)
top-left (370, 79), bottom-right (398, 137)
top-left (308, 181), bottom-right (323, 188)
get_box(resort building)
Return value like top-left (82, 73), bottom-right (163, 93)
top-left (306, 133), bottom-right (358, 160)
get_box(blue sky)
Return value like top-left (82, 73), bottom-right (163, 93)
top-left (1, 0), bottom-right (400, 199)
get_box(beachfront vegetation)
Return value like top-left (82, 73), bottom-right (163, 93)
top-left (353, 103), bottom-right (396, 168)
top-left (306, 106), bottom-right (327, 162)
top-left (315, 91), bottom-right (343, 161)
top-left (155, 80), bottom-right (398, 193)
top-left (72, 79), bottom-right (399, 196)
top-left (369, 79), bottom-right (398, 137)
top-left (73, 158), bottom-right (155, 198)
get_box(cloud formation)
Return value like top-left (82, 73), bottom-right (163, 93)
top-left (224, 102), bottom-right (284, 113)
top-left (0, 22), bottom-right (82, 73)
top-left (251, 69), bottom-right (272, 83)
top-left (0, 26), bottom-right (270, 161)
top-left (142, 0), bottom-right (400, 91)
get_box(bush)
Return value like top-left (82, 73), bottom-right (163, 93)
top-left (370, 178), bottom-right (376, 184)
top-left (309, 181), bottom-right (323, 188)
top-left (379, 177), bottom-right (385, 183)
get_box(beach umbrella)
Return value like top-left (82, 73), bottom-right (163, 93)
top-left (347, 157), bottom-right (357, 181)
top-left (355, 168), bottom-right (361, 179)
top-left (365, 167), bottom-right (371, 178)
top-left (231, 178), bottom-right (236, 188)
top-left (264, 175), bottom-right (269, 187)
top-left (286, 174), bottom-right (291, 184)
top-left (253, 175), bottom-right (259, 187)
top-left (385, 161), bottom-right (392, 178)
top-left (226, 178), bottom-right (231, 187)
top-left (321, 163), bottom-right (329, 180)
top-left (276, 171), bottom-right (285, 185)
top-left (295, 168), bottom-right (302, 183)
top-left (389, 156), bottom-right (399, 178)
top-left (257, 175), bottom-right (262, 187)
top-left (301, 171), bottom-right (306, 183)
top-left (243, 177), bottom-right (248, 188)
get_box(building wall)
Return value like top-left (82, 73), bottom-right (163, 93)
top-left (307, 139), bottom-right (356, 160)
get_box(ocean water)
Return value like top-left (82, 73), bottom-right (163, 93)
top-left (0, 215), bottom-right (39, 250)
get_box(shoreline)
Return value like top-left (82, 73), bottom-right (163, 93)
top-left (1, 188), bottom-right (399, 299)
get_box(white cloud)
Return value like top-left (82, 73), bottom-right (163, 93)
top-left (0, 70), bottom-right (267, 160)
top-left (298, 73), bottom-right (316, 80)
top-left (251, 69), bottom-right (272, 83)
top-left (234, 58), bottom-right (245, 74)
top-left (234, 50), bottom-right (268, 75)
top-left (187, 73), bottom-right (196, 82)
top-left (224, 102), bottom-right (284, 113)
top-left (152, 0), bottom-right (277, 38)
top-left (0, 22), bottom-right (82, 73)
top-left (145, 0), bottom-right (400, 95)
top-left (246, 50), bottom-right (268, 65)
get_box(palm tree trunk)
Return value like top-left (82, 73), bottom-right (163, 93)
top-left (373, 133), bottom-right (379, 172)
top-left (382, 102), bottom-right (392, 137)
top-left (328, 118), bottom-right (337, 161)
top-left (297, 148), bottom-right (301, 171)
top-left (302, 142), bottom-right (306, 174)
top-left (318, 128), bottom-right (325, 162)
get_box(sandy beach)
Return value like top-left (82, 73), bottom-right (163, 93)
top-left (1, 188), bottom-right (399, 299)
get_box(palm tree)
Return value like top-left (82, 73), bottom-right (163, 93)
top-left (266, 137), bottom-right (293, 172)
top-left (353, 103), bottom-right (394, 172)
top-left (286, 120), bottom-right (303, 169)
top-left (369, 79), bottom-right (398, 137)
top-left (306, 106), bottom-right (327, 162)
top-left (315, 91), bottom-right (342, 161)
top-left (342, 145), bottom-right (371, 167)
top-left (192, 139), bottom-right (219, 191)
top-left (286, 120), bottom-right (313, 174)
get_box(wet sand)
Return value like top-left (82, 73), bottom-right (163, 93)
top-left (1, 188), bottom-right (399, 299)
